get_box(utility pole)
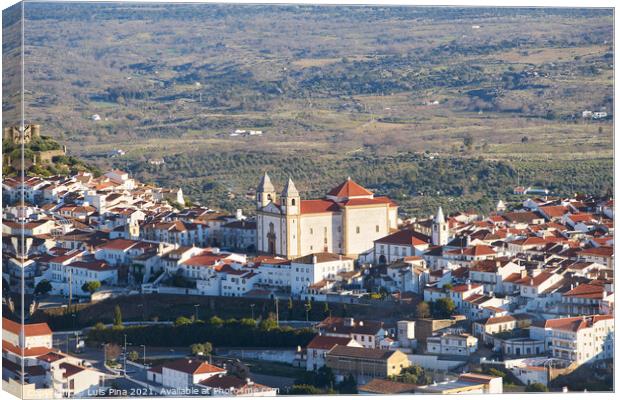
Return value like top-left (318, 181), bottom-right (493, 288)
top-left (123, 334), bottom-right (128, 377)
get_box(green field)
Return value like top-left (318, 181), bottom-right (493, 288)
top-left (4, 4), bottom-right (613, 217)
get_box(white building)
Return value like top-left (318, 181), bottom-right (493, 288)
top-left (305, 335), bottom-right (361, 371)
top-left (426, 333), bottom-right (478, 356)
top-left (373, 229), bottom-right (430, 264)
top-left (159, 359), bottom-right (225, 390)
top-left (544, 315), bottom-right (614, 366)
top-left (290, 253), bottom-right (354, 296)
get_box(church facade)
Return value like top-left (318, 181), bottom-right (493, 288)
top-left (255, 173), bottom-right (399, 259)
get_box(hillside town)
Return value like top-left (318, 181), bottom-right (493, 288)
top-left (2, 126), bottom-right (615, 396)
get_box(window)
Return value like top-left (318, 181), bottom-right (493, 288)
top-left (376, 225), bottom-right (379, 232)
top-left (310, 228), bottom-right (313, 234)
top-left (291, 199), bottom-right (296, 206)
top-left (356, 226), bottom-right (360, 234)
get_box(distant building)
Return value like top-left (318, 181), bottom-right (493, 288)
top-left (426, 333), bottom-right (478, 356)
top-left (305, 335), bottom-right (361, 371)
top-left (325, 345), bottom-right (410, 384)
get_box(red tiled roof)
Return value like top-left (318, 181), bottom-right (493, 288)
top-left (183, 253), bottom-right (224, 267)
top-left (568, 213), bottom-right (595, 223)
top-left (3, 318), bottom-right (52, 337)
top-left (447, 245), bottom-right (496, 257)
top-left (327, 178), bottom-right (373, 198)
top-left (59, 362), bottom-right (84, 378)
top-left (37, 352), bottom-right (66, 363)
top-left (450, 283), bottom-right (482, 293)
top-left (539, 205), bottom-right (569, 218)
top-left (96, 238), bottom-right (137, 251)
top-left (2, 340), bottom-right (53, 357)
top-left (563, 283), bottom-right (607, 299)
top-left (375, 229), bottom-right (430, 246)
top-left (300, 199), bottom-right (340, 214)
top-left (459, 373), bottom-right (498, 384)
top-left (515, 271), bottom-right (554, 287)
top-left (543, 315), bottom-right (613, 332)
top-left (580, 246), bottom-right (613, 257)
top-left (307, 335), bottom-right (355, 350)
top-left (163, 358), bottom-right (225, 375)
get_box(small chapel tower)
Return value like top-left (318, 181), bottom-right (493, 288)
top-left (432, 206), bottom-right (449, 246)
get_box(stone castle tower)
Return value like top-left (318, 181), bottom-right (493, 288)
top-left (3, 124), bottom-right (41, 144)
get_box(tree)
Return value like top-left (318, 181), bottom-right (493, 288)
top-left (415, 301), bottom-right (431, 318)
top-left (259, 314), bottom-right (278, 331)
top-left (323, 302), bottom-right (330, 317)
top-left (287, 297), bottom-right (294, 320)
top-left (105, 343), bottom-right (122, 362)
top-left (209, 316), bottom-right (224, 326)
top-left (521, 136), bottom-right (529, 143)
top-left (463, 134), bottom-right (474, 151)
top-left (288, 385), bottom-right (323, 395)
top-left (525, 383), bottom-right (549, 392)
top-left (93, 322), bottom-right (106, 330)
top-left (113, 305), bottom-right (123, 327)
top-left (127, 351), bottom-right (139, 362)
top-left (190, 342), bottom-right (212, 356)
top-left (431, 298), bottom-right (456, 319)
top-left (486, 368), bottom-right (506, 378)
top-left (315, 366), bottom-right (336, 389)
top-left (396, 365), bottom-right (432, 385)
top-left (81, 281), bottom-right (101, 295)
top-left (34, 280), bottom-right (52, 295)
top-left (338, 374), bottom-right (358, 394)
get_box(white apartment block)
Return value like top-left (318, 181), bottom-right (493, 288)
top-left (290, 253), bottom-right (354, 296)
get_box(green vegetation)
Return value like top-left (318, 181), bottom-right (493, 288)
top-left (86, 316), bottom-right (315, 349)
top-left (2, 135), bottom-right (100, 178)
top-left (525, 383), bottom-right (549, 392)
top-left (430, 298), bottom-right (456, 319)
top-left (294, 367), bottom-right (357, 394)
top-left (34, 280), bottom-right (52, 295)
top-left (416, 301), bottom-right (431, 318)
top-left (113, 305), bottom-right (123, 327)
top-left (81, 281), bottom-right (101, 295)
top-left (11, 3), bottom-right (611, 218)
top-left (189, 341), bottom-right (212, 356)
top-left (390, 365), bottom-right (433, 385)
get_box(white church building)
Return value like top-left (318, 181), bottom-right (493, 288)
top-left (255, 173), bottom-right (398, 259)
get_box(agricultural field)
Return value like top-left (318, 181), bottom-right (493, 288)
top-left (4, 4), bottom-right (613, 216)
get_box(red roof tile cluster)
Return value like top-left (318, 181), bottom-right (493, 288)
top-left (3, 318), bottom-right (52, 337)
top-left (163, 358), bottom-right (225, 375)
top-left (327, 178), bottom-right (373, 198)
top-left (375, 229), bottom-right (430, 246)
top-left (306, 335), bottom-right (355, 350)
top-left (299, 199), bottom-right (341, 214)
